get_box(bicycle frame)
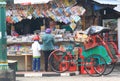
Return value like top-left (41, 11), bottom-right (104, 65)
top-left (49, 49), bottom-right (67, 62)
top-left (49, 47), bottom-right (86, 67)
top-left (84, 34), bottom-right (118, 63)
top-left (96, 35), bottom-right (117, 63)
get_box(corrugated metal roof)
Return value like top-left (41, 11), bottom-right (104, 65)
top-left (93, 0), bottom-right (120, 5)
top-left (14, 0), bottom-right (52, 4)
top-left (114, 5), bottom-right (120, 12)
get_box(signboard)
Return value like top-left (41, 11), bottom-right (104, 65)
top-left (103, 19), bottom-right (117, 30)
top-left (14, 0), bottom-right (52, 4)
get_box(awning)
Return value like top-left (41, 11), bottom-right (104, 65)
top-left (93, 0), bottom-right (120, 5)
top-left (14, 0), bottom-right (52, 4)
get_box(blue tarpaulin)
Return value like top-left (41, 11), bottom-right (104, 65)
top-left (93, 4), bottom-right (104, 10)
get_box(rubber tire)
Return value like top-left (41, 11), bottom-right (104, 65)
top-left (103, 63), bottom-right (115, 75)
top-left (49, 50), bottom-right (70, 73)
top-left (85, 54), bottom-right (106, 77)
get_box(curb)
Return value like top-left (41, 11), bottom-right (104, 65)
top-left (16, 71), bottom-right (79, 77)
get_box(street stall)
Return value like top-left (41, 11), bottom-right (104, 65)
top-left (6, 0), bottom-right (86, 71)
top-left (5, 0), bottom-right (120, 76)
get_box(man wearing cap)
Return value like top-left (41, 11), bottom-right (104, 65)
top-left (42, 28), bottom-right (55, 72)
top-left (31, 35), bottom-right (41, 72)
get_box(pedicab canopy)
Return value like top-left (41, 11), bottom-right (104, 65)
top-left (82, 26), bottom-right (112, 64)
top-left (85, 26), bottom-right (110, 35)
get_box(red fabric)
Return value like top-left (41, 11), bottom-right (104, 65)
top-left (33, 35), bottom-right (40, 41)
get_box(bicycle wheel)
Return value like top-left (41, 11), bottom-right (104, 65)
top-left (103, 62), bottom-right (115, 75)
top-left (49, 50), bottom-right (70, 73)
top-left (115, 62), bottom-right (120, 71)
top-left (85, 54), bottom-right (106, 77)
top-left (102, 43), bottom-right (116, 75)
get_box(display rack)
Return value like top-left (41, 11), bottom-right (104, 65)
top-left (7, 42), bottom-right (32, 71)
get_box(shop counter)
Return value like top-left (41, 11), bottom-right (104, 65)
top-left (7, 54), bottom-right (32, 71)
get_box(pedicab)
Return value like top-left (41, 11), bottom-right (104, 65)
top-left (84, 26), bottom-right (119, 75)
top-left (48, 26), bottom-right (118, 77)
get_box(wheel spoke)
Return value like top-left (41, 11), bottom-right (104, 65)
top-left (49, 50), bottom-right (70, 73)
top-left (85, 54), bottom-right (106, 77)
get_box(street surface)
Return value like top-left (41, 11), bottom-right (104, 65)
top-left (16, 67), bottom-right (120, 81)
top-left (16, 73), bottom-right (120, 81)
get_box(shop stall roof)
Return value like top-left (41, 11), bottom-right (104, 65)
top-left (93, 0), bottom-right (120, 5)
top-left (14, 0), bottom-right (52, 4)
top-left (114, 5), bottom-right (120, 12)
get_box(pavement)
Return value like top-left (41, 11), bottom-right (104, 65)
top-left (15, 63), bottom-right (120, 81)
top-left (16, 71), bottom-right (120, 81)
top-left (16, 63), bottom-right (120, 77)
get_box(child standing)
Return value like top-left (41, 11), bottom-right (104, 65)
top-left (31, 35), bottom-right (41, 72)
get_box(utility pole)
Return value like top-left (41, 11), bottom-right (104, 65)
top-left (117, 0), bottom-right (120, 53)
top-left (0, 0), bottom-right (8, 70)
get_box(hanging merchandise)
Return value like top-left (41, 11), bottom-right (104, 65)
top-left (39, 9), bottom-right (44, 18)
top-left (42, 11), bottom-right (48, 18)
top-left (63, 0), bottom-right (76, 7)
top-left (61, 16), bottom-right (70, 24)
top-left (22, 10), bottom-right (28, 18)
top-left (71, 6), bottom-right (86, 16)
top-left (47, 10), bottom-right (55, 20)
top-left (6, 9), bottom-right (12, 16)
top-left (70, 22), bottom-right (76, 30)
top-left (27, 15), bottom-right (32, 19)
top-left (6, 0), bottom-right (86, 24)
top-left (57, 16), bottom-right (63, 22)
top-left (55, 8), bottom-right (64, 16)
top-left (27, 6), bottom-right (34, 16)
top-left (64, 0), bottom-right (70, 7)
top-left (64, 7), bottom-right (72, 17)
top-left (32, 10), bottom-right (39, 18)
top-left (71, 15), bottom-right (81, 23)
top-left (12, 15), bottom-right (19, 23)
top-left (17, 15), bottom-right (23, 22)
top-left (50, 1), bottom-right (57, 9)
top-left (36, 8), bottom-right (40, 16)
top-left (80, 7), bottom-right (86, 15)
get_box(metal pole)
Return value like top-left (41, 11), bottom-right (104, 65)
top-left (118, 18), bottom-right (120, 53)
top-left (0, 0), bottom-right (8, 70)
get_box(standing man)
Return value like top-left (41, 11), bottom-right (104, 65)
top-left (42, 28), bottom-right (55, 72)
top-left (31, 35), bottom-right (41, 72)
